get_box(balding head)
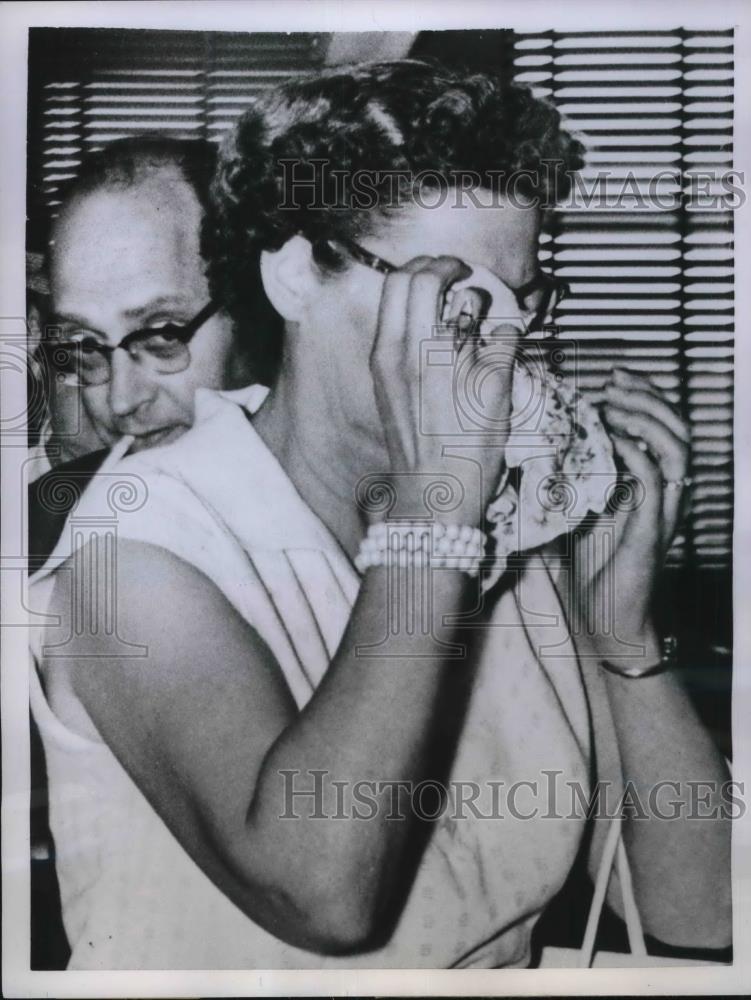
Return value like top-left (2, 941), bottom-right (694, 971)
top-left (51, 165), bottom-right (205, 322)
top-left (45, 140), bottom-right (250, 454)
top-left (53, 135), bottom-right (218, 222)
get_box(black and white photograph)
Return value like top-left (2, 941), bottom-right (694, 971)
top-left (1, 1), bottom-right (749, 996)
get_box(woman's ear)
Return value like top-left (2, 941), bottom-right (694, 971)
top-left (260, 235), bottom-right (319, 323)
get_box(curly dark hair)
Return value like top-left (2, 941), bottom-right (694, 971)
top-left (204, 59), bottom-right (585, 384)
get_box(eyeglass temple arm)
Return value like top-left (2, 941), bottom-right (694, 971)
top-left (184, 299), bottom-right (221, 334)
top-left (325, 237), bottom-right (397, 276)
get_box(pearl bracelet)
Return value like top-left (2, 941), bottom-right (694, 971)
top-left (354, 521), bottom-right (486, 576)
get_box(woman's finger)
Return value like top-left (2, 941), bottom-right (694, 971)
top-left (604, 369), bottom-right (691, 543)
top-left (605, 380), bottom-right (690, 444)
top-left (613, 366), bottom-right (675, 398)
top-left (371, 256), bottom-right (438, 464)
top-left (465, 322), bottom-right (519, 426)
top-left (603, 404), bottom-right (687, 475)
top-left (586, 367), bottom-right (685, 433)
top-left (444, 286), bottom-right (491, 346)
top-left (609, 432), bottom-right (663, 554)
top-left (405, 256), bottom-right (472, 341)
top-left (374, 255), bottom-right (435, 363)
top-left (612, 366), bottom-right (688, 436)
top-left (446, 262), bottom-right (526, 340)
top-left (605, 407), bottom-right (689, 547)
top-left (584, 372), bottom-right (679, 415)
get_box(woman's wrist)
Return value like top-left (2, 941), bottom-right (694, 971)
top-left (355, 520), bottom-right (486, 576)
top-left (588, 617), bottom-right (660, 665)
top-left (598, 633), bottom-right (678, 679)
top-left (360, 466), bottom-right (490, 531)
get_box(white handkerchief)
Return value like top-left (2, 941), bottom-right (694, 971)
top-left (483, 359), bottom-right (617, 591)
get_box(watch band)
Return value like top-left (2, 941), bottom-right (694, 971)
top-left (599, 635), bottom-right (678, 679)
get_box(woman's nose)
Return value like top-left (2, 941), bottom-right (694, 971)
top-left (107, 349), bottom-right (156, 417)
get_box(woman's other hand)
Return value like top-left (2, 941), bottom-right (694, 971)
top-left (574, 367), bottom-right (691, 664)
top-left (369, 255), bottom-right (521, 525)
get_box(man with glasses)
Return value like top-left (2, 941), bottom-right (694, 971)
top-left (42, 137), bottom-right (253, 453)
top-left (29, 136), bottom-right (257, 560)
top-left (28, 136), bottom-right (260, 969)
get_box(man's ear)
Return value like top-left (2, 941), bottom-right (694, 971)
top-left (260, 235), bottom-right (319, 323)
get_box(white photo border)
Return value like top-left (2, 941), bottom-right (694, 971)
top-left (2, 1), bottom-right (749, 996)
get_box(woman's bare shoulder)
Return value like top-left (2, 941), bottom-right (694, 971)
top-left (44, 536), bottom-right (286, 707)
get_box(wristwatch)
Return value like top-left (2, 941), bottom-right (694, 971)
top-left (599, 635), bottom-right (678, 679)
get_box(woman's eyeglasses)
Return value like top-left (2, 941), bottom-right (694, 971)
top-left (42, 300), bottom-right (220, 387)
top-left (324, 237), bottom-right (568, 336)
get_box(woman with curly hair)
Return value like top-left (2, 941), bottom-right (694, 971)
top-left (30, 60), bottom-right (730, 969)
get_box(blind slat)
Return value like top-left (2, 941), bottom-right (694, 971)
top-left (29, 28), bottom-right (734, 569)
top-left (515, 26), bottom-right (734, 567)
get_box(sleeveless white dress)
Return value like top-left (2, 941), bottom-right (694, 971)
top-left (29, 385), bottom-right (600, 970)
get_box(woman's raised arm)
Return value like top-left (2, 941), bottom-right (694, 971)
top-left (575, 368), bottom-right (731, 949)
top-left (42, 254), bottom-right (520, 956)
top-left (45, 535), bottom-right (475, 955)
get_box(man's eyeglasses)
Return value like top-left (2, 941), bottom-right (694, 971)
top-left (324, 237), bottom-right (568, 336)
top-left (43, 300), bottom-right (220, 387)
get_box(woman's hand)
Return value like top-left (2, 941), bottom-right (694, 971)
top-left (574, 367), bottom-right (691, 664)
top-left (369, 255), bottom-right (521, 525)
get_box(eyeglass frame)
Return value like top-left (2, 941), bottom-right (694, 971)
top-left (42, 299), bottom-right (221, 386)
top-left (322, 236), bottom-right (568, 336)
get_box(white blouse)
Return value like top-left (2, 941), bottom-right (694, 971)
top-left (30, 385), bottom-right (598, 970)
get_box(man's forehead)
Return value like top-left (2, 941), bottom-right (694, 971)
top-left (51, 172), bottom-right (201, 258)
top-left (49, 173), bottom-right (205, 300)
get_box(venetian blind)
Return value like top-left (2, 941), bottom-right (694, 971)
top-left (28, 28), bottom-right (734, 572)
top-left (28, 29), bottom-right (326, 223)
top-left (512, 29), bottom-right (734, 572)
